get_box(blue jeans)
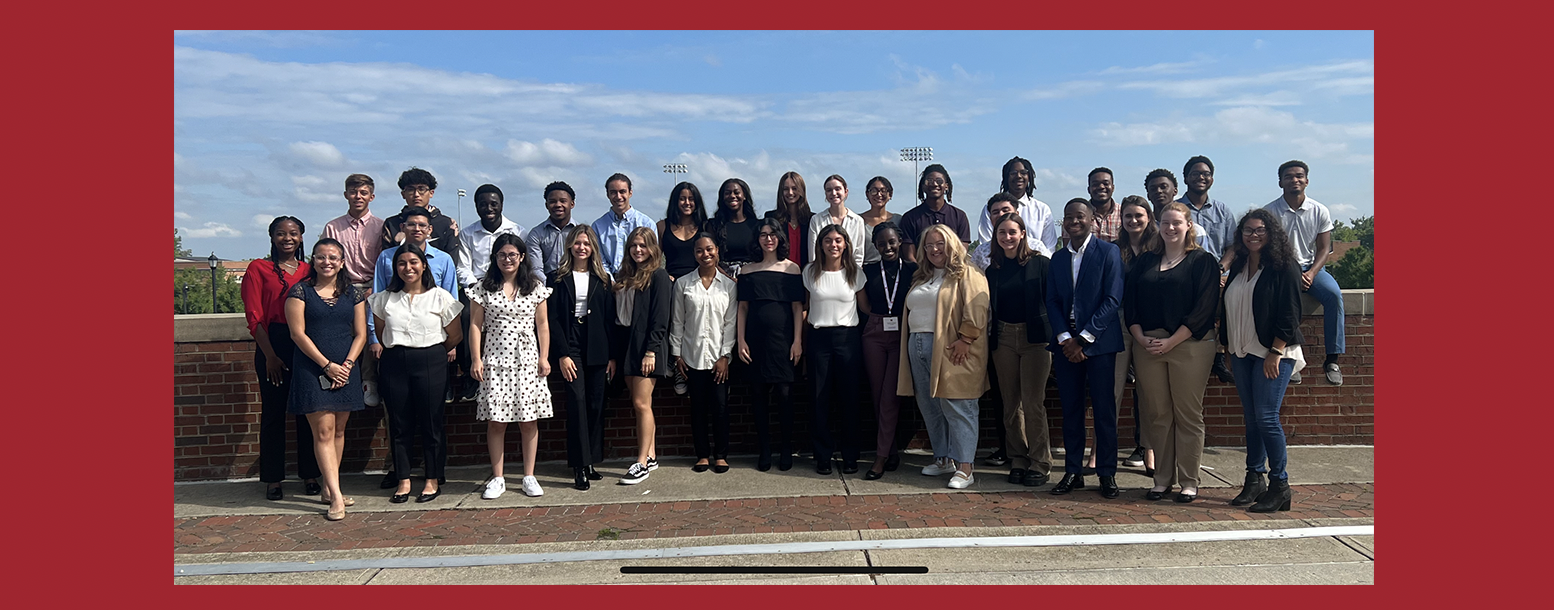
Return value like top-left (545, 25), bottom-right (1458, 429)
top-left (1303, 266), bottom-right (1345, 355)
top-left (1231, 354), bottom-right (1294, 481)
top-left (907, 333), bottom-right (979, 463)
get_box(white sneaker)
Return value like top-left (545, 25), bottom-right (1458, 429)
top-left (947, 470), bottom-right (975, 489)
top-left (921, 458), bottom-right (958, 476)
top-left (481, 477), bottom-right (506, 499)
top-left (521, 475), bottom-right (544, 497)
top-left (363, 380), bottom-right (381, 407)
top-left (620, 462), bottom-right (650, 485)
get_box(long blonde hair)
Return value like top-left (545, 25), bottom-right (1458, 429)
top-left (911, 223), bottom-right (971, 285)
top-left (556, 224), bottom-right (611, 284)
top-left (615, 226), bottom-right (662, 291)
top-left (1151, 202), bottom-right (1201, 255)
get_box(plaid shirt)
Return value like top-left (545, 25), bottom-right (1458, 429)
top-left (1090, 199), bottom-right (1122, 242)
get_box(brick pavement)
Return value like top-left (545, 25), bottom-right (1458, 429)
top-left (174, 483), bottom-right (1372, 555)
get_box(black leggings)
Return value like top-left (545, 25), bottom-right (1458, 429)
top-left (686, 368), bottom-right (730, 460)
top-left (380, 345), bottom-right (448, 482)
top-left (255, 323), bottom-right (319, 484)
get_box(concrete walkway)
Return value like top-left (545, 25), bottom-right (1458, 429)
top-left (175, 446), bottom-right (1373, 584)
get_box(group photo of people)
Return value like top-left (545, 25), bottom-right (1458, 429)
top-left (240, 155), bottom-right (1347, 522)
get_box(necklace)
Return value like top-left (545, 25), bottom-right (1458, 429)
top-left (1160, 251), bottom-right (1187, 271)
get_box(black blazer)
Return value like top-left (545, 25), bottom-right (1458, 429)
top-left (613, 267), bottom-right (673, 377)
top-left (548, 269), bottom-right (616, 367)
top-left (1218, 261), bottom-right (1304, 350)
top-left (987, 255), bottom-right (1054, 350)
top-left (763, 209), bottom-right (812, 267)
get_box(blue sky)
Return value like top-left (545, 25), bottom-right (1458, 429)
top-left (174, 30), bottom-right (1374, 260)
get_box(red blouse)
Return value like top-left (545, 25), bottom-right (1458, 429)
top-left (240, 258), bottom-right (311, 336)
top-left (786, 224), bottom-right (802, 265)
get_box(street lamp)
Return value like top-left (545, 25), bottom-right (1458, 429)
top-left (208, 253), bottom-right (220, 314)
top-left (182, 284), bottom-right (191, 314)
top-left (899, 147), bottom-right (934, 192)
top-left (663, 163), bottom-right (688, 186)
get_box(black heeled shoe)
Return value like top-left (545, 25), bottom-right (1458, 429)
top-left (266, 485), bottom-right (283, 501)
top-left (1144, 467), bottom-right (1155, 478)
top-left (390, 491), bottom-right (411, 503)
top-left (1007, 468), bottom-right (1028, 485)
top-left (1174, 490), bottom-right (1197, 503)
top-left (884, 454), bottom-right (901, 471)
top-left (1050, 473), bottom-right (1084, 495)
top-left (1145, 487), bottom-right (1173, 501)
top-left (864, 469), bottom-right (884, 480)
top-left (585, 465), bottom-right (603, 481)
top-left (304, 480), bottom-right (322, 496)
top-left (573, 468), bottom-right (591, 491)
top-left (1249, 478), bottom-right (1292, 513)
top-left (712, 462), bottom-right (730, 474)
top-left (1099, 476), bottom-right (1120, 498)
top-left (692, 462), bottom-right (710, 473)
top-left (778, 453), bottom-right (793, 471)
top-left (416, 488), bottom-right (441, 503)
top-left (1230, 471), bottom-right (1267, 506)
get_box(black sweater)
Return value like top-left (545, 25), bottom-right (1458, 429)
top-left (1218, 260), bottom-right (1305, 350)
top-left (1124, 249), bottom-right (1220, 340)
top-left (986, 254), bottom-right (1053, 350)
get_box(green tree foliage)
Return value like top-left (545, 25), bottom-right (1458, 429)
top-left (174, 227), bottom-right (245, 314)
top-left (175, 229), bottom-right (192, 258)
top-left (1327, 216), bottom-right (1373, 289)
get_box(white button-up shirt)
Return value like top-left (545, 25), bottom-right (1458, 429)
top-left (669, 271), bottom-right (737, 370)
top-left (456, 216), bottom-right (526, 289)
top-left (977, 194), bottom-right (1058, 255)
top-left (808, 207), bottom-right (868, 269)
top-left (1055, 233), bottom-right (1096, 345)
top-left (367, 287), bottom-right (463, 349)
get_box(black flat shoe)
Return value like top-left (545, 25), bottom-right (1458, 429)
top-left (1080, 465), bottom-right (1097, 476)
top-left (778, 454), bottom-right (793, 471)
top-left (1050, 474), bottom-right (1083, 495)
top-left (390, 492), bottom-right (410, 504)
top-left (1099, 476), bottom-right (1120, 499)
top-left (266, 485), bottom-right (283, 501)
top-left (841, 461), bottom-right (859, 474)
top-left (1144, 467), bottom-right (1156, 478)
top-left (585, 466), bottom-right (604, 481)
top-left (1145, 487), bottom-right (1172, 501)
top-left (815, 461), bottom-right (832, 475)
top-left (1022, 470), bottom-right (1049, 487)
top-left (757, 454), bottom-right (772, 472)
top-left (1007, 468), bottom-right (1028, 485)
top-left (692, 462), bottom-right (711, 473)
top-left (884, 454), bottom-right (900, 471)
top-left (1174, 491), bottom-right (1198, 503)
top-left (380, 472), bottom-right (399, 489)
top-left (712, 463), bottom-right (730, 474)
top-left (304, 480), bottom-right (322, 496)
top-left (864, 469), bottom-right (884, 480)
top-left (573, 469), bottom-right (591, 491)
top-left (415, 489), bottom-right (441, 503)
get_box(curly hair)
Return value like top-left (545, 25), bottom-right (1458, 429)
top-left (479, 233), bottom-right (539, 296)
top-left (615, 226), bottom-right (663, 292)
top-left (1000, 156), bottom-right (1036, 197)
top-left (756, 217), bottom-right (790, 262)
top-left (1230, 208), bottom-right (1296, 274)
top-left (911, 224), bottom-right (971, 285)
top-left (396, 167), bottom-right (436, 191)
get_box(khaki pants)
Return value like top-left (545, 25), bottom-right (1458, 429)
top-left (1133, 333), bottom-right (1216, 489)
top-left (990, 323), bottom-right (1053, 473)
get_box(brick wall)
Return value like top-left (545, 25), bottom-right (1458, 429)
top-left (172, 292), bottom-right (1373, 481)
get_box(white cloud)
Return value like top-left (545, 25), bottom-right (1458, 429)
top-left (1330, 203), bottom-right (1358, 214)
top-left (1118, 60), bottom-right (1373, 99)
top-left (504, 139), bottom-right (593, 167)
top-left (174, 152), bottom-right (184, 167)
top-left (287, 141), bottom-right (346, 167)
top-left (1023, 81), bottom-right (1105, 101)
top-left (1212, 92), bottom-right (1303, 107)
top-left (174, 211), bottom-right (192, 219)
top-left (1254, 39), bottom-right (1266, 50)
top-left (181, 222), bottom-right (243, 238)
top-left (1088, 106), bottom-right (1373, 165)
top-left (779, 59), bottom-right (998, 134)
top-left (251, 214), bottom-right (276, 229)
top-left (1098, 59), bottom-right (1211, 76)
top-left (704, 54), bottom-right (721, 67)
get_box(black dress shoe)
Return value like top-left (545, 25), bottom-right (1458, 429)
top-left (816, 460), bottom-right (833, 475)
top-left (266, 485), bottom-right (283, 501)
top-left (585, 466), bottom-right (603, 481)
top-left (1099, 476), bottom-right (1120, 498)
top-left (573, 469), bottom-right (591, 491)
top-left (390, 492), bottom-right (410, 504)
top-left (712, 463), bottom-right (730, 474)
top-left (864, 469), bottom-right (884, 480)
top-left (416, 489), bottom-right (441, 503)
top-left (884, 454), bottom-right (900, 471)
top-left (692, 462), bottom-right (710, 473)
top-left (1174, 491), bottom-right (1198, 503)
top-left (1145, 487), bottom-right (1172, 501)
top-left (1007, 468), bottom-right (1028, 484)
top-left (1050, 474), bottom-right (1084, 494)
top-left (379, 472), bottom-right (399, 489)
top-left (778, 454), bottom-right (793, 471)
top-left (841, 461), bottom-right (859, 474)
top-left (1022, 470), bottom-right (1049, 487)
top-left (304, 480), bottom-right (322, 496)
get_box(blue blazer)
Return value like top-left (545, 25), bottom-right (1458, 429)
top-left (1045, 236), bottom-right (1125, 356)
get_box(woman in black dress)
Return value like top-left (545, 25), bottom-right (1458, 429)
top-left (704, 178), bottom-right (759, 276)
top-left (736, 218), bottom-right (806, 471)
top-left (657, 181), bottom-right (707, 281)
top-left (285, 238), bottom-right (368, 521)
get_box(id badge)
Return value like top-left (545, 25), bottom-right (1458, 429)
top-left (882, 316), bottom-right (900, 331)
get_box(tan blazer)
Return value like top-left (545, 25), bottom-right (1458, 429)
top-left (897, 267), bottom-right (991, 400)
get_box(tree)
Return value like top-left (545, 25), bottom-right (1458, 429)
top-left (175, 228), bottom-right (192, 258)
top-left (174, 267), bottom-right (245, 314)
top-left (1327, 215), bottom-right (1373, 289)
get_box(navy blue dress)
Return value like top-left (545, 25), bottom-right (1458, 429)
top-left (287, 283), bottom-right (366, 414)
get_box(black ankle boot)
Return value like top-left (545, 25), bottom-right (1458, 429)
top-left (1212, 353), bottom-right (1235, 383)
top-left (1230, 470), bottom-right (1267, 506)
top-left (1249, 477), bottom-right (1291, 513)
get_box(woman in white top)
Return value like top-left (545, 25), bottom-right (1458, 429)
top-left (897, 224), bottom-right (990, 490)
top-left (802, 224), bottom-right (869, 475)
top-left (808, 174), bottom-right (868, 270)
top-left (369, 244), bottom-right (464, 504)
top-left (1220, 208), bottom-right (1305, 513)
top-left (548, 225), bottom-right (617, 492)
top-left (468, 233), bottom-right (552, 500)
top-left (671, 233), bottom-right (738, 473)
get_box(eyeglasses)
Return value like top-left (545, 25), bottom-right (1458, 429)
top-left (1009, 170), bottom-right (1032, 177)
top-left (923, 179), bottom-right (947, 187)
top-left (495, 252), bottom-right (522, 261)
top-left (758, 232), bottom-right (779, 239)
top-left (402, 186), bottom-right (432, 195)
top-left (866, 188), bottom-right (890, 195)
top-left (403, 223), bottom-right (431, 231)
top-left (1241, 227), bottom-right (1268, 236)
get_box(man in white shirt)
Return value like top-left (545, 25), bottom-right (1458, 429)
top-left (452, 184), bottom-right (526, 401)
top-left (1264, 160), bottom-right (1345, 385)
top-left (977, 156), bottom-right (1058, 256)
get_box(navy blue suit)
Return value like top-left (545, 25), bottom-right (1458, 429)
top-left (1045, 236), bottom-right (1125, 476)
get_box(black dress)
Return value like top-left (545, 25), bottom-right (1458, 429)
top-left (286, 283), bottom-right (366, 414)
top-left (737, 270), bottom-right (806, 383)
top-left (661, 226), bottom-right (698, 279)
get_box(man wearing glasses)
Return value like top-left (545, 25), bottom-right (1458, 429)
top-left (381, 167), bottom-right (462, 267)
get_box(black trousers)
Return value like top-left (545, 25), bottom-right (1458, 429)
top-left (255, 323), bottom-right (320, 484)
top-left (562, 361), bottom-right (609, 469)
top-left (380, 345), bottom-right (448, 482)
top-left (1053, 352), bottom-right (1118, 476)
top-left (809, 325), bottom-right (862, 463)
top-left (752, 382), bottom-right (795, 459)
top-left (686, 368), bottom-right (730, 459)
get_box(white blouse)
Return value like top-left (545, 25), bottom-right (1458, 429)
top-left (1224, 268), bottom-right (1306, 371)
top-left (368, 287), bottom-right (463, 349)
top-left (807, 208), bottom-right (869, 269)
top-left (802, 268), bottom-right (867, 328)
top-left (571, 271), bottom-right (590, 318)
top-left (906, 269), bottom-right (945, 333)
top-left (669, 272), bottom-right (738, 370)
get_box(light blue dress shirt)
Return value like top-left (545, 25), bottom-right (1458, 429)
top-left (591, 206), bottom-right (655, 276)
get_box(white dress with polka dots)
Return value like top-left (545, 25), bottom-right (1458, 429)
top-left (472, 284), bottom-right (554, 423)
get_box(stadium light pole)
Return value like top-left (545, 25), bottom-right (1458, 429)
top-left (456, 188), bottom-right (467, 238)
top-left (663, 163), bottom-right (688, 187)
top-left (899, 147), bottom-right (933, 190)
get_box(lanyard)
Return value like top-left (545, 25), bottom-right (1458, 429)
top-left (880, 261), bottom-right (902, 315)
